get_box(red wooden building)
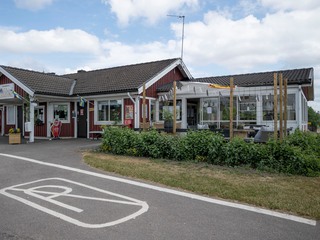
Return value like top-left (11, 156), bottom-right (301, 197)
top-left (0, 58), bottom-right (192, 141)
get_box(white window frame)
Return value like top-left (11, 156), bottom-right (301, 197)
top-left (94, 99), bottom-right (123, 125)
top-left (35, 105), bottom-right (45, 124)
top-left (53, 102), bottom-right (70, 123)
top-left (6, 105), bottom-right (16, 125)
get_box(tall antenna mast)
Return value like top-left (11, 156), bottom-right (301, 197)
top-left (167, 15), bottom-right (185, 59)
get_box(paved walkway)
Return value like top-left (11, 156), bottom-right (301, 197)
top-left (0, 136), bottom-right (102, 168)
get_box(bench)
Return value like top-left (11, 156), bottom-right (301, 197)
top-left (89, 131), bottom-right (103, 139)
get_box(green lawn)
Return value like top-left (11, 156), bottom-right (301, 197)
top-left (84, 152), bottom-right (320, 220)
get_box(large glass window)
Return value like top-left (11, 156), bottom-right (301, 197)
top-left (220, 96), bottom-right (237, 129)
top-left (287, 94), bottom-right (296, 120)
top-left (53, 103), bottom-right (69, 122)
top-left (159, 100), bottom-right (181, 121)
top-left (239, 96), bottom-right (256, 121)
top-left (220, 96), bottom-right (236, 121)
top-left (6, 105), bottom-right (15, 125)
top-left (202, 98), bottom-right (218, 122)
top-left (98, 100), bottom-right (122, 122)
top-left (262, 94), bottom-right (296, 121)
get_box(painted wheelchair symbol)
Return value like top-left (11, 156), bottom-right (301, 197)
top-left (0, 178), bottom-right (149, 228)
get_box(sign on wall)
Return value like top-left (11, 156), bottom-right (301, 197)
top-left (0, 83), bottom-right (14, 99)
top-left (125, 105), bottom-right (134, 119)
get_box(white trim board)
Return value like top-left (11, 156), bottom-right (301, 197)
top-left (0, 66), bottom-right (34, 96)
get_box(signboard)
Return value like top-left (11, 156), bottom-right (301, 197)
top-left (125, 105), bottom-right (134, 119)
top-left (0, 83), bottom-right (14, 99)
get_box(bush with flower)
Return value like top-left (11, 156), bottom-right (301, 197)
top-left (9, 127), bottom-right (20, 134)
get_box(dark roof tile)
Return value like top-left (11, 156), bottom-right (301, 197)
top-left (0, 66), bottom-right (75, 96)
top-left (64, 58), bottom-right (179, 95)
top-left (195, 68), bottom-right (313, 87)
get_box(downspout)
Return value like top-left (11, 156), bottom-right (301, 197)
top-left (127, 92), bottom-right (136, 104)
top-left (298, 85), bottom-right (302, 130)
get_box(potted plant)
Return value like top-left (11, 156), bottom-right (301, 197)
top-left (9, 127), bottom-right (21, 144)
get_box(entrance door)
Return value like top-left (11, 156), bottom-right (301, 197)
top-left (77, 103), bottom-right (87, 138)
top-left (187, 99), bottom-right (199, 129)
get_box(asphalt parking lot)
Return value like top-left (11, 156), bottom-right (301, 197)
top-left (0, 137), bottom-right (318, 240)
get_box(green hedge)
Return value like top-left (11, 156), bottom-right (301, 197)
top-left (101, 126), bottom-right (320, 176)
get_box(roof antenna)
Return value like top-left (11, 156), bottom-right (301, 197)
top-left (167, 15), bottom-right (185, 60)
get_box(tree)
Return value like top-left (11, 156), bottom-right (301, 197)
top-left (308, 106), bottom-right (320, 132)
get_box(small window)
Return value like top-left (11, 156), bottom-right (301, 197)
top-left (35, 106), bottom-right (45, 126)
top-left (6, 105), bottom-right (15, 125)
top-left (53, 103), bottom-right (69, 123)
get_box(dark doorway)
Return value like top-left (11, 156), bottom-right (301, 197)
top-left (187, 99), bottom-right (199, 129)
top-left (77, 103), bottom-right (87, 138)
top-left (17, 106), bottom-right (23, 133)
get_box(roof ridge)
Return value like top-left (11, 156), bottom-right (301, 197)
top-left (196, 67), bottom-right (313, 79)
top-left (0, 65), bottom-right (74, 81)
top-left (63, 58), bottom-right (180, 75)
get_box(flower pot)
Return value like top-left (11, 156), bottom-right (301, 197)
top-left (164, 120), bottom-right (173, 133)
top-left (9, 133), bottom-right (21, 144)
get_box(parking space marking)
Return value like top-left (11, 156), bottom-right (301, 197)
top-left (0, 153), bottom-right (316, 226)
top-left (0, 178), bottom-right (149, 228)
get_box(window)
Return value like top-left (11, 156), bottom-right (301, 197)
top-left (6, 105), bottom-right (15, 125)
top-left (202, 98), bottom-right (218, 122)
top-left (287, 94), bottom-right (296, 120)
top-left (159, 100), bottom-right (181, 121)
top-left (97, 100), bottom-right (122, 123)
top-left (35, 106), bottom-right (45, 125)
top-left (53, 103), bottom-right (69, 122)
top-left (220, 96), bottom-right (236, 121)
top-left (262, 94), bottom-right (296, 121)
top-left (239, 96), bottom-right (256, 121)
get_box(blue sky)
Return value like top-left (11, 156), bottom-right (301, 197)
top-left (0, 0), bottom-right (319, 111)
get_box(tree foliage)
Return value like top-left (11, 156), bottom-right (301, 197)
top-left (308, 106), bottom-right (320, 131)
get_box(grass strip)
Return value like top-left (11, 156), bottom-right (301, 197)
top-left (83, 152), bottom-right (320, 220)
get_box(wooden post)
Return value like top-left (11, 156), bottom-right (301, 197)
top-left (284, 78), bottom-right (288, 137)
top-left (142, 83), bottom-right (146, 131)
top-left (273, 73), bottom-right (278, 139)
top-left (279, 73), bottom-right (283, 141)
top-left (173, 81), bottom-right (177, 135)
top-left (229, 77), bottom-right (234, 140)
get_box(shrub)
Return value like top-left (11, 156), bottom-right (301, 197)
top-left (100, 127), bottom-right (320, 176)
top-left (101, 126), bottom-right (138, 155)
top-left (221, 138), bottom-right (254, 167)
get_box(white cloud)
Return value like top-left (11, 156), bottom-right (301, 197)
top-left (2, 1), bottom-right (320, 111)
top-left (0, 27), bottom-right (101, 54)
top-left (102, 0), bottom-right (198, 25)
top-left (179, 7), bottom-right (320, 74)
top-left (259, 0), bottom-right (320, 11)
top-left (14, 0), bottom-right (54, 11)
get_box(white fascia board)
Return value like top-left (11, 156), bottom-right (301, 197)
top-left (138, 59), bottom-right (193, 94)
top-left (75, 91), bottom-right (138, 101)
top-left (179, 59), bottom-right (193, 80)
top-left (0, 66), bottom-right (34, 97)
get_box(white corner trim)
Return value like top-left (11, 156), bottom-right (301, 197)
top-left (0, 66), bottom-right (34, 96)
top-left (178, 59), bottom-right (193, 80)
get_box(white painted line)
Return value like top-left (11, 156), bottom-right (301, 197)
top-left (12, 186), bottom-right (84, 213)
top-left (0, 178), bottom-right (149, 228)
top-left (0, 153), bottom-right (316, 226)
